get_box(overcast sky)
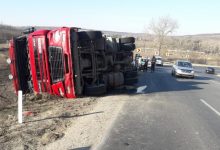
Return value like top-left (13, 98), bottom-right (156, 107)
top-left (1, 0), bottom-right (220, 35)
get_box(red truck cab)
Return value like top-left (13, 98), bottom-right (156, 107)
top-left (9, 27), bottom-right (82, 98)
top-left (28, 30), bottom-right (52, 94)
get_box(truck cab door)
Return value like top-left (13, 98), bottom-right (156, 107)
top-left (28, 32), bottom-right (52, 94)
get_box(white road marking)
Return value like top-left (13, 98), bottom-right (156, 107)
top-left (137, 85), bottom-right (147, 94)
top-left (216, 74), bottom-right (220, 77)
top-left (200, 99), bottom-right (220, 117)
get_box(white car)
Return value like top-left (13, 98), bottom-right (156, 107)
top-left (155, 56), bottom-right (163, 66)
top-left (147, 58), bottom-right (151, 67)
top-left (171, 60), bottom-right (194, 78)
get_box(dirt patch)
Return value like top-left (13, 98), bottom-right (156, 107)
top-left (0, 50), bottom-right (17, 110)
top-left (0, 92), bottom-right (98, 150)
top-left (43, 94), bottom-right (128, 150)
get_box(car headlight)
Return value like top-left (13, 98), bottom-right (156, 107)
top-left (176, 69), bottom-right (182, 73)
top-left (191, 70), bottom-right (194, 74)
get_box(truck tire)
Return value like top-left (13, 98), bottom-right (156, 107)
top-left (108, 72), bottom-right (124, 87)
top-left (84, 84), bottom-right (107, 96)
top-left (119, 37), bottom-right (135, 44)
top-left (124, 77), bottom-right (138, 85)
top-left (95, 38), bottom-right (105, 50)
top-left (120, 43), bottom-right (136, 51)
top-left (78, 31), bottom-right (102, 40)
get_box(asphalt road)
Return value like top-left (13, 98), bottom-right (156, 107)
top-left (97, 65), bottom-right (220, 150)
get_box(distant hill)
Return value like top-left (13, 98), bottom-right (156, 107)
top-left (184, 33), bottom-right (220, 37)
top-left (0, 24), bottom-right (22, 43)
top-left (1, 24), bottom-right (220, 43)
top-left (0, 25), bottom-right (61, 43)
top-left (0, 24), bottom-right (144, 43)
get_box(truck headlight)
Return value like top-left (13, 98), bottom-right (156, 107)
top-left (6, 58), bottom-right (11, 64)
top-left (8, 74), bottom-right (13, 80)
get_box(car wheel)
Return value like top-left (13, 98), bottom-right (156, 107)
top-left (174, 71), bottom-right (178, 77)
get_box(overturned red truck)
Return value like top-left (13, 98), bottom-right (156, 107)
top-left (8, 27), bottom-right (138, 98)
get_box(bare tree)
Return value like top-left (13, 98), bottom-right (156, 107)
top-left (148, 16), bottom-right (178, 55)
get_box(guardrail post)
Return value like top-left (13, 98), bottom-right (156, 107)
top-left (18, 90), bottom-right (23, 124)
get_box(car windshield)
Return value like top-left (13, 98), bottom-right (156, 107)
top-left (156, 58), bottom-right (162, 60)
top-left (177, 61), bottom-right (192, 68)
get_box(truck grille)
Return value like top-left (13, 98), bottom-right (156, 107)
top-left (48, 47), bottom-right (64, 83)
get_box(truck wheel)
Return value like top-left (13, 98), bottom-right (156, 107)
top-left (84, 84), bottom-right (107, 96)
top-left (119, 37), bottom-right (135, 44)
top-left (78, 31), bottom-right (102, 40)
top-left (124, 77), bottom-right (138, 85)
top-left (95, 38), bottom-right (105, 50)
top-left (120, 43), bottom-right (136, 51)
top-left (108, 72), bottom-right (124, 87)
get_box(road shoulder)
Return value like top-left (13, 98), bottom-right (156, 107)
top-left (43, 95), bottom-right (128, 150)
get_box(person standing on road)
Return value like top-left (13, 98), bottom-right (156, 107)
top-left (135, 59), bottom-right (138, 68)
top-left (144, 58), bottom-right (149, 72)
top-left (151, 56), bottom-right (156, 72)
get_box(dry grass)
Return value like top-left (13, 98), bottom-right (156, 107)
top-left (0, 44), bottom-right (9, 50)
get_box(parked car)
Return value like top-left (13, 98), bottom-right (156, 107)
top-left (171, 60), bottom-right (194, 78)
top-left (138, 58), bottom-right (148, 70)
top-left (138, 58), bottom-right (145, 70)
top-left (155, 56), bottom-right (163, 66)
top-left (206, 67), bottom-right (215, 74)
top-left (147, 58), bottom-right (151, 68)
